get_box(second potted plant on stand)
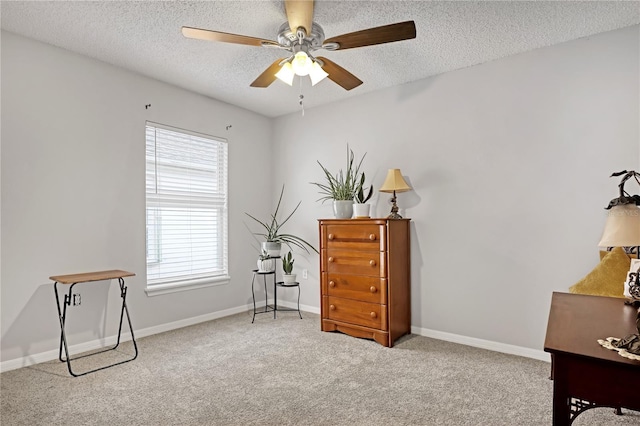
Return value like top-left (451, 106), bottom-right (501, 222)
top-left (282, 251), bottom-right (297, 284)
top-left (257, 249), bottom-right (276, 272)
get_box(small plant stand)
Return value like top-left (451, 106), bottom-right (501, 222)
top-left (251, 269), bottom-right (277, 322)
top-left (275, 281), bottom-right (302, 319)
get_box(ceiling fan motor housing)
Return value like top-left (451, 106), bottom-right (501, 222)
top-left (277, 21), bottom-right (325, 51)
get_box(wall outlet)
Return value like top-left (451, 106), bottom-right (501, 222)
top-left (302, 269), bottom-right (308, 279)
top-left (72, 293), bottom-right (81, 306)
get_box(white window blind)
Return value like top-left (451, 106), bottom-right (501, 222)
top-left (145, 122), bottom-right (228, 289)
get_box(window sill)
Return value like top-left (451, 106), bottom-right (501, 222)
top-left (145, 275), bottom-right (230, 297)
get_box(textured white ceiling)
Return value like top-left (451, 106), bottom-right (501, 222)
top-left (1, 1), bottom-right (639, 117)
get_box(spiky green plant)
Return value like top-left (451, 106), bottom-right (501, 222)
top-left (282, 251), bottom-right (295, 274)
top-left (311, 145), bottom-right (367, 202)
top-left (245, 185), bottom-right (318, 254)
top-left (354, 172), bottom-right (374, 204)
top-left (258, 248), bottom-right (270, 261)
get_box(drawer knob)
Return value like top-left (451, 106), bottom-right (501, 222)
top-left (328, 257), bottom-right (334, 263)
top-left (329, 304), bottom-right (336, 311)
top-left (369, 234), bottom-right (376, 241)
top-left (329, 281), bottom-right (336, 288)
top-left (328, 234), bottom-right (335, 240)
top-left (370, 286), bottom-right (377, 293)
top-left (369, 260), bottom-right (376, 267)
top-left (370, 312), bottom-right (377, 319)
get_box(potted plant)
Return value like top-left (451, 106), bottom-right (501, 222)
top-left (245, 185), bottom-right (318, 256)
top-left (311, 145), bottom-right (367, 219)
top-left (281, 251), bottom-right (297, 284)
top-left (353, 172), bottom-right (374, 218)
top-left (257, 249), bottom-right (276, 272)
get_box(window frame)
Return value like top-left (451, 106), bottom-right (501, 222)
top-left (144, 121), bottom-right (230, 296)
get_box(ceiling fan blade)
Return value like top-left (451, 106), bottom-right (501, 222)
top-left (324, 21), bottom-right (416, 50)
top-left (316, 57), bottom-right (362, 91)
top-left (182, 26), bottom-right (278, 47)
top-left (250, 59), bottom-right (288, 88)
top-left (284, 0), bottom-right (314, 35)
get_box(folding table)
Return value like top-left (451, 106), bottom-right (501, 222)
top-left (50, 269), bottom-right (138, 377)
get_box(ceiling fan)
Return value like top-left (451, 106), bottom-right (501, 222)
top-left (181, 0), bottom-right (416, 91)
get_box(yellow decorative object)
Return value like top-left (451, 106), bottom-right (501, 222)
top-left (569, 247), bottom-right (631, 298)
top-left (599, 250), bottom-right (633, 261)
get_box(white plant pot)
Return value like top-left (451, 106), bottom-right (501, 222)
top-left (333, 200), bottom-right (353, 219)
top-left (261, 241), bottom-right (281, 257)
top-left (353, 203), bottom-right (371, 219)
top-left (257, 258), bottom-right (276, 272)
top-left (283, 273), bottom-right (297, 284)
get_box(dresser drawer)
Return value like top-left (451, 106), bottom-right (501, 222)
top-left (321, 224), bottom-right (385, 250)
top-left (323, 249), bottom-right (386, 277)
top-left (322, 273), bottom-right (387, 304)
top-left (324, 296), bottom-right (387, 330)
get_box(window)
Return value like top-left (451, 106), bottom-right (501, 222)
top-left (145, 122), bottom-right (229, 295)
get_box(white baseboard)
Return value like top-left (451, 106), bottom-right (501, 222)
top-left (276, 302), bottom-right (546, 361)
top-left (1, 304), bottom-right (547, 372)
top-left (276, 300), bottom-right (320, 315)
top-left (411, 325), bottom-right (550, 362)
top-left (0, 304), bottom-right (250, 373)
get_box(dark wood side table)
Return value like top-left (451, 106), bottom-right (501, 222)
top-left (544, 292), bottom-right (640, 425)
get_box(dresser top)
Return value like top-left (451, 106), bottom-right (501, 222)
top-left (318, 218), bottom-right (410, 224)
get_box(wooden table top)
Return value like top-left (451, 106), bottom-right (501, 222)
top-left (50, 270), bottom-right (135, 284)
top-left (544, 292), bottom-right (640, 367)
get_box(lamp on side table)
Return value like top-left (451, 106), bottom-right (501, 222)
top-left (598, 170), bottom-right (640, 354)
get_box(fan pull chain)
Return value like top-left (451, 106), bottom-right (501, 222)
top-left (299, 77), bottom-right (305, 116)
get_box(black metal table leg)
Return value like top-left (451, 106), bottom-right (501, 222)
top-left (274, 278), bottom-right (278, 319)
top-left (296, 283), bottom-right (302, 319)
top-left (251, 272), bottom-right (257, 323)
top-left (54, 281), bottom-right (73, 369)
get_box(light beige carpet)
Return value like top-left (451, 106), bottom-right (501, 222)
top-left (2, 311), bottom-right (639, 425)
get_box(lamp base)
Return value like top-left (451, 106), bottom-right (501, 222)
top-left (387, 192), bottom-right (403, 219)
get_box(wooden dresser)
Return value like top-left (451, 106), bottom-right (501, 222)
top-left (319, 218), bottom-right (411, 347)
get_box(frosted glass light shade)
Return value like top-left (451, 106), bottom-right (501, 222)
top-left (379, 169), bottom-right (411, 193)
top-left (309, 61), bottom-right (328, 86)
top-left (275, 62), bottom-right (295, 86)
top-left (291, 51), bottom-right (312, 76)
top-left (598, 204), bottom-right (640, 247)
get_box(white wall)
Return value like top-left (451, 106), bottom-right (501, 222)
top-left (272, 25), bottom-right (640, 353)
top-left (1, 31), bottom-right (275, 365)
top-left (2, 25), bottom-right (639, 368)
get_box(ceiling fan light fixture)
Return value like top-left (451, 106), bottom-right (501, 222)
top-left (291, 51), bottom-right (312, 76)
top-left (183, 1), bottom-right (417, 92)
top-left (309, 61), bottom-right (328, 86)
top-left (275, 62), bottom-right (295, 86)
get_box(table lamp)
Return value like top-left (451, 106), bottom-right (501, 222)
top-left (598, 170), bottom-right (640, 258)
top-left (598, 170), bottom-right (640, 353)
top-left (379, 169), bottom-right (411, 219)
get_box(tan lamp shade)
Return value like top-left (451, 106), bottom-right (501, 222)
top-left (598, 204), bottom-right (640, 247)
top-left (379, 169), bottom-right (411, 193)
